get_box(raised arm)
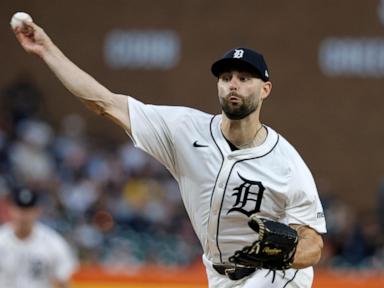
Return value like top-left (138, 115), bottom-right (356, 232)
top-left (12, 16), bottom-right (132, 134)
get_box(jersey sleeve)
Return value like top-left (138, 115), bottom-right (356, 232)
top-left (284, 155), bottom-right (327, 234)
top-left (51, 234), bottom-right (79, 282)
top-left (127, 97), bottom-right (185, 178)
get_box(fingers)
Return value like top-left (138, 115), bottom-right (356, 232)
top-left (14, 26), bottom-right (31, 43)
top-left (12, 18), bottom-right (41, 34)
top-left (27, 21), bottom-right (41, 32)
top-left (13, 25), bottom-right (37, 54)
top-left (14, 20), bottom-right (35, 37)
top-left (11, 18), bottom-right (51, 56)
top-left (14, 26), bottom-right (27, 43)
top-left (13, 21), bottom-right (42, 45)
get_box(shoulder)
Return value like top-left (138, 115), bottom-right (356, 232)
top-left (176, 107), bottom-right (214, 126)
top-left (0, 224), bottom-right (12, 239)
top-left (270, 128), bottom-right (306, 162)
top-left (265, 126), bottom-right (312, 175)
top-left (128, 96), bottom-right (213, 121)
top-left (35, 223), bottom-right (68, 246)
top-left (129, 97), bottom-right (214, 135)
top-left (271, 129), bottom-right (318, 194)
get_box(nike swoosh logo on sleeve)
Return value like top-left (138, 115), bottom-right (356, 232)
top-left (193, 141), bottom-right (209, 148)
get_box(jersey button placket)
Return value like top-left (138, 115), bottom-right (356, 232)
top-left (212, 181), bottom-right (224, 214)
top-left (213, 182), bottom-right (225, 214)
top-left (206, 157), bottom-right (235, 261)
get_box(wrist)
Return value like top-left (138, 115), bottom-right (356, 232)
top-left (40, 41), bottom-right (59, 62)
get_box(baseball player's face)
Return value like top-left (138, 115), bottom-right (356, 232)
top-left (10, 205), bottom-right (41, 231)
top-left (217, 70), bottom-right (268, 120)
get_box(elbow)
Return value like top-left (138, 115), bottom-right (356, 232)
top-left (291, 233), bottom-right (324, 269)
top-left (315, 237), bottom-right (325, 265)
top-left (96, 105), bottom-right (108, 117)
top-left (313, 234), bottom-right (324, 265)
top-left (291, 249), bottom-right (321, 269)
top-left (82, 99), bottom-right (108, 116)
top-left (292, 248), bottom-right (322, 269)
top-left (312, 246), bottom-right (323, 266)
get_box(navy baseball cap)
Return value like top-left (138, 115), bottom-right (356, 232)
top-left (10, 187), bottom-right (39, 208)
top-left (211, 47), bottom-right (270, 81)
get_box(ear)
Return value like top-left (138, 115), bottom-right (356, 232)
top-left (260, 81), bottom-right (272, 100)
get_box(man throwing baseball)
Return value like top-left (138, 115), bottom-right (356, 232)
top-left (12, 15), bottom-right (326, 288)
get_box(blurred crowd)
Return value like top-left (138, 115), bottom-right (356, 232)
top-left (318, 179), bottom-right (384, 270)
top-left (0, 78), bottom-right (383, 270)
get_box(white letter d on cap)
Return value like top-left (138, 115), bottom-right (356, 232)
top-left (233, 49), bottom-right (244, 58)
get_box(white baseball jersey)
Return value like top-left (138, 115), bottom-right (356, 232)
top-left (0, 223), bottom-right (78, 288)
top-left (128, 97), bottom-right (327, 288)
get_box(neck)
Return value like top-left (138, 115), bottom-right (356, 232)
top-left (221, 112), bottom-right (265, 149)
top-left (12, 224), bottom-right (33, 240)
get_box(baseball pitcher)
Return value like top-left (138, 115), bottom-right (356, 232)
top-left (12, 15), bottom-right (326, 288)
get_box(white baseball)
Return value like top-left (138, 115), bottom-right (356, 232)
top-left (10, 12), bottom-right (33, 29)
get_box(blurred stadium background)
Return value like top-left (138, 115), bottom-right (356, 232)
top-left (1, 0), bottom-right (384, 287)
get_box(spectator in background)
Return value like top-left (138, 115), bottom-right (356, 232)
top-left (378, 178), bottom-right (384, 235)
top-left (0, 187), bottom-right (78, 288)
top-left (0, 77), bottom-right (42, 132)
top-left (9, 119), bottom-right (54, 184)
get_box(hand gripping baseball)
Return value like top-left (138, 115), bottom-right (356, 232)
top-left (11, 12), bottom-right (53, 57)
top-left (229, 215), bottom-right (298, 270)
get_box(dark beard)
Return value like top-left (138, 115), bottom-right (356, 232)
top-left (221, 100), bottom-right (257, 120)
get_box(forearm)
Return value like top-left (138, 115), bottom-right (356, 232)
top-left (291, 226), bottom-right (323, 269)
top-left (13, 20), bottom-right (131, 131)
top-left (41, 41), bottom-right (114, 115)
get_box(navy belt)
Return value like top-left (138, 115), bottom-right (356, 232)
top-left (213, 264), bottom-right (256, 281)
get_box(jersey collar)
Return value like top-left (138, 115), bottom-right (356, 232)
top-left (210, 115), bottom-right (279, 159)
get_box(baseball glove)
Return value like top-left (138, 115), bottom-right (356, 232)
top-left (229, 215), bottom-right (298, 270)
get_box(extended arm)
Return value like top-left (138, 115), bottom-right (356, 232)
top-left (12, 19), bottom-right (132, 134)
top-left (290, 225), bottom-right (323, 269)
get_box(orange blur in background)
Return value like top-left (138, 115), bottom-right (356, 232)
top-left (72, 264), bottom-right (384, 288)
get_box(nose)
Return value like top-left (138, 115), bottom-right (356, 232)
top-left (228, 77), bottom-right (239, 90)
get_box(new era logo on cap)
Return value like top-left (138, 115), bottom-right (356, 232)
top-left (211, 47), bottom-right (270, 82)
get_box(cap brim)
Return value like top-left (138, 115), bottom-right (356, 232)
top-left (211, 58), bottom-right (262, 78)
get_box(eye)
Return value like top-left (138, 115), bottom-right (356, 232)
top-left (220, 73), bottom-right (231, 82)
top-left (238, 72), bottom-right (253, 82)
top-left (239, 76), bottom-right (249, 82)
